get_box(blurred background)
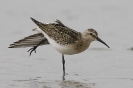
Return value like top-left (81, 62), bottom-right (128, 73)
top-left (0, 0), bottom-right (133, 88)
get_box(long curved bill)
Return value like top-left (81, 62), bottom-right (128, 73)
top-left (97, 37), bottom-right (110, 48)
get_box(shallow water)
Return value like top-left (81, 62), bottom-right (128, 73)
top-left (1, 49), bottom-right (133, 88)
top-left (1, 0), bottom-right (133, 88)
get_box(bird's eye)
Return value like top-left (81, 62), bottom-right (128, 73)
top-left (90, 33), bottom-right (93, 35)
top-left (90, 33), bottom-right (95, 37)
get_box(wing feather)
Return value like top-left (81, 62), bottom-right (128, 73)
top-left (9, 33), bottom-right (49, 48)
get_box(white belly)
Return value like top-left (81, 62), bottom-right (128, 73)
top-left (46, 36), bottom-right (79, 55)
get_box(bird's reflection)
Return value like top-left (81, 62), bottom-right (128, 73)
top-left (62, 73), bottom-right (65, 81)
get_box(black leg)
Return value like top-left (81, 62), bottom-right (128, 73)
top-left (27, 39), bottom-right (46, 56)
top-left (62, 54), bottom-right (65, 75)
top-left (62, 54), bottom-right (65, 80)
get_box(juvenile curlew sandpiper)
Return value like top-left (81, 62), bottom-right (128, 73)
top-left (9, 17), bottom-right (110, 76)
